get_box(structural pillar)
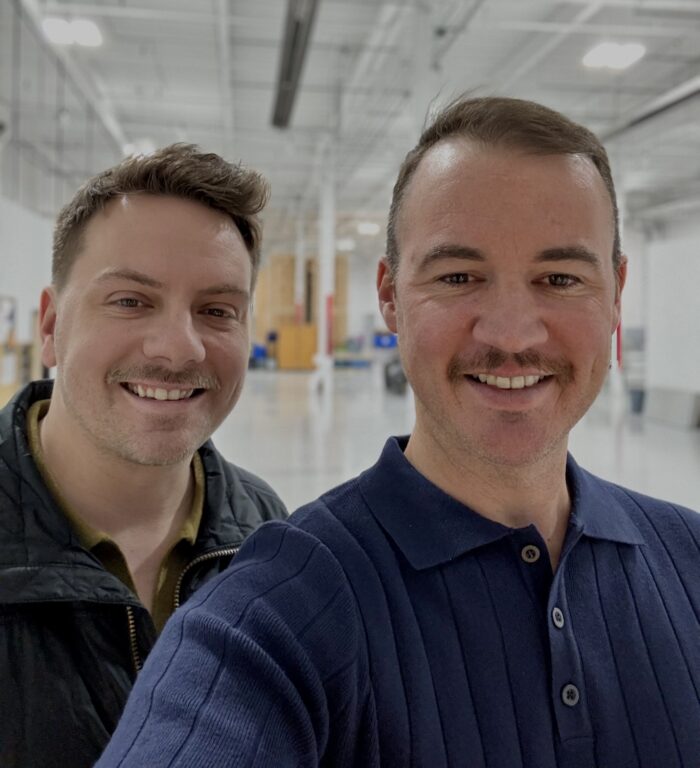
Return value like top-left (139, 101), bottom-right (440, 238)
top-left (294, 202), bottom-right (306, 323)
top-left (313, 138), bottom-right (336, 392)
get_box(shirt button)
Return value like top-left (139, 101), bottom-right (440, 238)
top-left (521, 544), bottom-right (541, 564)
top-left (561, 684), bottom-right (580, 707)
top-left (552, 607), bottom-right (565, 629)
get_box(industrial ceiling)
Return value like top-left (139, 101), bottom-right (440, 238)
top-left (2, 0), bottom-right (700, 256)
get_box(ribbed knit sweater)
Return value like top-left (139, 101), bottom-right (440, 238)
top-left (98, 437), bottom-right (700, 768)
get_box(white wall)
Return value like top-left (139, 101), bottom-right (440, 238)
top-left (0, 195), bottom-right (52, 342)
top-left (646, 221), bottom-right (700, 390)
top-left (620, 223), bottom-right (647, 331)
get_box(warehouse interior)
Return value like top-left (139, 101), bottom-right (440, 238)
top-left (1, 0), bottom-right (699, 510)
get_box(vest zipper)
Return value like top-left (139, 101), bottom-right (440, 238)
top-left (173, 546), bottom-right (239, 610)
top-left (125, 605), bottom-right (143, 674)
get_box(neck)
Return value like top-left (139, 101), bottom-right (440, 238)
top-left (404, 426), bottom-right (571, 569)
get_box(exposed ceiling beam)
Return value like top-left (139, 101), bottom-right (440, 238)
top-left (37, 0), bottom-right (373, 31)
top-left (478, 19), bottom-right (700, 37)
top-left (602, 72), bottom-right (700, 141)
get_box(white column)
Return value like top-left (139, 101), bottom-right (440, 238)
top-left (294, 203), bottom-right (306, 323)
top-left (314, 139), bottom-right (336, 391)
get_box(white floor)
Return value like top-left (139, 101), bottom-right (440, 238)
top-left (215, 367), bottom-right (700, 513)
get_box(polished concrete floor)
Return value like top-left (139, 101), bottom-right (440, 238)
top-left (215, 367), bottom-right (700, 513)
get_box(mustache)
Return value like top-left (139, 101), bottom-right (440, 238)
top-left (107, 366), bottom-right (221, 390)
top-left (447, 348), bottom-right (574, 384)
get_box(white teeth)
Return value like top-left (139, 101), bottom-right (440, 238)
top-left (126, 383), bottom-right (195, 401)
top-left (473, 374), bottom-right (546, 389)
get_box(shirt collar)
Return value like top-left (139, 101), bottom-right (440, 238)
top-left (358, 437), bottom-right (643, 571)
top-left (565, 453), bottom-right (645, 546)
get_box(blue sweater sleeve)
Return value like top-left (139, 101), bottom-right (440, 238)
top-left (96, 521), bottom-right (365, 768)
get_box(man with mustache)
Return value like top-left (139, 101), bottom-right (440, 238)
top-left (99, 98), bottom-right (700, 767)
top-left (0, 144), bottom-right (287, 768)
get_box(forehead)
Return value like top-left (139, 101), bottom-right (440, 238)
top-left (72, 194), bottom-right (250, 283)
top-left (396, 139), bottom-right (614, 257)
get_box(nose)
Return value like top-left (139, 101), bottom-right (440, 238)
top-left (471, 283), bottom-right (548, 354)
top-left (142, 312), bottom-right (206, 368)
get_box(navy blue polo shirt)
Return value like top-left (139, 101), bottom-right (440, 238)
top-left (98, 437), bottom-right (700, 768)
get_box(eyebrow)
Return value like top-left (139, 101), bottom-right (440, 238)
top-left (417, 243), bottom-right (601, 270)
top-left (95, 268), bottom-right (163, 288)
top-left (417, 244), bottom-right (485, 271)
top-left (536, 246), bottom-right (601, 267)
top-left (95, 269), bottom-right (250, 301)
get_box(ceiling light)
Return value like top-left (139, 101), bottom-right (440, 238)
top-left (357, 221), bottom-right (381, 236)
top-left (41, 17), bottom-right (103, 47)
top-left (71, 19), bottom-right (103, 47)
top-left (583, 42), bottom-right (645, 71)
top-left (336, 238), bottom-right (356, 252)
top-left (42, 17), bottom-right (73, 45)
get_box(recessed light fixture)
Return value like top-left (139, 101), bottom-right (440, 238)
top-left (583, 42), bottom-right (645, 71)
top-left (42, 17), bottom-right (103, 47)
top-left (356, 221), bottom-right (381, 236)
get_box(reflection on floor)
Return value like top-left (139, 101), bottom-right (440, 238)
top-left (215, 368), bottom-right (700, 513)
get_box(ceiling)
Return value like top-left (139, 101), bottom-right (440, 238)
top-left (2, 0), bottom-right (700, 257)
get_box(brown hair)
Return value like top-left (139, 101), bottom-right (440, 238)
top-left (52, 143), bottom-right (269, 289)
top-left (386, 95), bottom-right (621, 275)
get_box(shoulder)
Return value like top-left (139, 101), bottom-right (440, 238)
top-left (180, 519), bottom-right (363, 674)
top-left (587, 470), bottom-right (700, 556)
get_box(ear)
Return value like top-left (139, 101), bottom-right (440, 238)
top-left (39, 287), bottom-right (58, 369)
top-left (612, 254), bottom-right (628, 332)
top-left (377, 258), bottom-right (398, 333)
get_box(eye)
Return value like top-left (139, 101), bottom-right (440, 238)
top-left (546, 274), bottom-right (580, 288)
top-left (203, 306), bottom-right (237, 319)
top-left (113, 297), bottom-right (145, 308)
top-left (440, 273), bottom-right (473, 285)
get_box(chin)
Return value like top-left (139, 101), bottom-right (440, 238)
top-left (113, 441), bottom-right (198, 467)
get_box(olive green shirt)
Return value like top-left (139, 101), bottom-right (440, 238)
top-left (26, 399), bottom-right (204, 633)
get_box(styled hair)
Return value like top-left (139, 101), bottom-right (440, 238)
top-left (386, 95), bottom-right (620, 274)
top-left (52, 143), bottom-right (269, 289)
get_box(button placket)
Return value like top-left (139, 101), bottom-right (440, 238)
top-left (547, 567), bottom-right (592, 742)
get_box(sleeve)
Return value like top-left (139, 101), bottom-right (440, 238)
top-left (95, 522), bottom-right (361, 768)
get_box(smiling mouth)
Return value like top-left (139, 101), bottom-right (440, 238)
top-left (467, 373), bottom-right (551, 390)
top-left (121, 383), bottom-right (205, 401)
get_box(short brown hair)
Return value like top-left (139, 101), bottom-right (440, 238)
top-left (52, 143), bottom-right (269, 289)
top-left (386, 96), bottom-right (621, 274)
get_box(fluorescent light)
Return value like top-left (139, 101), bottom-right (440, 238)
top-left (336, 238), bottom-right (356, 252)
top-left (357, 221), bottom-right (381, 236)
top-left (583, 42), bottom-right (645, 71)
top-left (42, 17), bottom-right (73, 45)
top-left (71, 19), bottom-right (103, 47)
top-left (41, 17), bottom-right (103, 47)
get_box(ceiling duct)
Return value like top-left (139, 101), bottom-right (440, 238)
top-left (271, 0), bottom-right (320, 129)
